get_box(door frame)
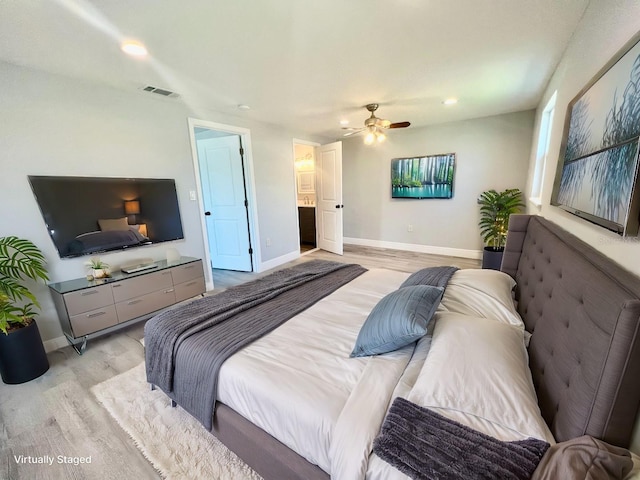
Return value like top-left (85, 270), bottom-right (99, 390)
top-left (292, 138), bottom-right (320, 254)
top-left (188, 118), bottom-right (261, 285)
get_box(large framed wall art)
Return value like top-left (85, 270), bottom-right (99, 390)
top-left (552, 32), bottom-right (640, 236)
top-left (391, 153), bottom-right (455, 199)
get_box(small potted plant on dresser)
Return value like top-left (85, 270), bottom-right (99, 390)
top-left (478, 188), bottom-right (524, 270)
top-left (0, 236), bottom-right (50, 384)
top-left (85, 257), bottom-right (110, 279)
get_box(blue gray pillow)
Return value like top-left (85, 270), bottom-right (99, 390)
top-left (399, 266), bottom-right (458, 289)
top-left (350, 285), bottom-right (444, 357)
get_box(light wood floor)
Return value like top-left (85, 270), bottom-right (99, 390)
top-left (0, 245), bottom-right (479, 479)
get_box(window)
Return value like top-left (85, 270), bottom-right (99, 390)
top-left (530, 91), bottom-right (557, 206)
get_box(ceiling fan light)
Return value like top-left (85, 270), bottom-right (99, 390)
top-left (364, 132), bottom-right (375, 145)
top-left (376, 132), bottom-right (386, 142)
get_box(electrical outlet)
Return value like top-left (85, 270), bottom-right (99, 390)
top-left (189, 190), bottom-right (197, 201)
top-left (266, 238), bottom-right (272, 247)
top-left (407, 224), bottom-right (414, 232)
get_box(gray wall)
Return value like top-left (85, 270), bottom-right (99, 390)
top-left (524, 0), bottom-right (640, 278)
top-left (343, 110), bottom-right (535, 254)
top-left (0, 61), bottom-right (326, 345)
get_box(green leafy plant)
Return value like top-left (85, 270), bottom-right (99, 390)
top-left (85, 257), bottom-right (109, 270)
top-left (0, 237), bottom-right (49, 334)
top-left (478, 188), bottom-right (524, 250)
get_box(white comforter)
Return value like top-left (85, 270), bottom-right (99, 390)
top-left (217, 268), bottom-right (553, 480)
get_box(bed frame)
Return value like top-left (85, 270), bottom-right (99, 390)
top-left (210, 214), bottom-right (640, 480)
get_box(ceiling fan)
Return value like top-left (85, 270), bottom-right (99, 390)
top-left (342, 103), bottom-right (411, 144)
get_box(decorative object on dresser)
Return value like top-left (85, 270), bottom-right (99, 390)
top-left (0, 236), bottom-right (50, 384)
top-left (478, 188), bottom-right (524, 270)
top-left (85, 256), bottom-right (110, 279)
top-left (49, 257), bottom-right (205, 354)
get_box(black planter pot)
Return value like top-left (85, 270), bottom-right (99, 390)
top-left (482, 246), bottom-right (505, 271)
top-left (0, 320), bottom-right (49, 384)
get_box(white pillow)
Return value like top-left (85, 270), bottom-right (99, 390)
top-left (98, 217), bottom-right (129, 231)
top-left (439, 269), bottom-right (524, 329)
top-left (406, 312), bottom-right (554, 444)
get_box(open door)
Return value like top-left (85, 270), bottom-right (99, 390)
top-left (315, 141), bottom-right (343, 255)
top-left (197, 135), bottom-right (253, 272)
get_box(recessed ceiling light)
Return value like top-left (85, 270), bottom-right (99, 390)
top-left (121, 40), bottom-right (148, 57)
top-left (237, 104), bottom-right (251, 110)
top-left (339, 119), bottom-right (349, 125)
top-left (443, 98), bottom-right (458, 105)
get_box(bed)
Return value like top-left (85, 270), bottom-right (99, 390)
top-left (145, 214), bottom-right (640, 479)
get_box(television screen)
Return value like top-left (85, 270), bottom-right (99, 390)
top-left (28, 176), bottom-right (184, 258)
top-left (391, 153), bottom-right (455, 199)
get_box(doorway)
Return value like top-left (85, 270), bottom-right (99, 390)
top-left (293, 139), bottom-right (344, 256)
top-left (294, 142), bottom-right (318, 254)
top-left (189, 119), bottom-right (259, 275)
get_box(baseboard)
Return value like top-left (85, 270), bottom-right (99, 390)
top-left (43, 335), bottom-right (69, 353)
top-left (258, 250), bottom-right (300, 272)
top-left (344, 237), bottom-right (482, 260)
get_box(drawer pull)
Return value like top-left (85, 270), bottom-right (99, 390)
top-left (184, 265), bottom-right (195, 269)
top-left (81, 290), bottom-right (98, 296)
top-left (127, 299), bottom-right (143, 306)
top-left (185, 281), bottom-right (197, 286)
top-left (86, 311), bottom-right (106, 318)
top-left (162, 271), bottom-right (171, 275)
top-left (112, 284), bottom-right (122, 288)
top-left (165, 289), bottom-right (175, 293)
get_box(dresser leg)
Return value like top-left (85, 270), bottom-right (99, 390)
top-left (171, 400), bottom-right (177, 408)
top-left (72, 336), bottom-right (88, 355)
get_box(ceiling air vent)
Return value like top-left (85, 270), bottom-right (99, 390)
top-left (141, 85), bottom-right (179, 98)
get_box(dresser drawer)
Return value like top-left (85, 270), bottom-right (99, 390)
top-left (115, 288), bottom-right (176, 323)
top-left (69, 305), bottom-right (118, 337)
top-left (64, 285), bottom-right (114, 316)
top-left (110, 270), bottom-right (173, 303)
top-left (171, 261), bottom-right (204, 285)
top-left (174, 277), bottom-right (206, 303)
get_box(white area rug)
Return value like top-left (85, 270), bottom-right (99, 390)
top-left (91, 363), bottom-right (262, 480)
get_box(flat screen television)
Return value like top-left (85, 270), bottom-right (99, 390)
top-left (28, 176), bottom-right (184, 258)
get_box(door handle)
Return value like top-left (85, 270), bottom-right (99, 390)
top-left (335, 205), bottom-right (344, 209)
top-left (205, 211), bottom-right (211, 216)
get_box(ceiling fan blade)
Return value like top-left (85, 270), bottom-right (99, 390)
top-left (343, 128), bottom-right (365, 137)
top-left (388, 121), bottom-right (410, 129)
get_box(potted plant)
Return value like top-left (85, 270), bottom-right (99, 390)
top-left (0, 236), bottom-right (50, 384)
top-left (85, 257), bottom-right (110, 279)
top-left (478, 188), bottom-right (524, 270)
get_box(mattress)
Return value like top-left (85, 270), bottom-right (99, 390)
top-left (216, 267), bottom-right (554, 479)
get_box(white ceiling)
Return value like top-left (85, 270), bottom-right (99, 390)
top-left (0, 0), bottom-right (589, 139)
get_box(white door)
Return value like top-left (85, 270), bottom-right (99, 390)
top-left (316, 141), bottom-right (343, 255)
top-left (198, 136), bottom-right (253, 271)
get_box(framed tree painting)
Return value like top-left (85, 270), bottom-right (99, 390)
top-left (552, 32), bottom-right (640, 236)
top-left (391, 153), bottom-right (455, 199)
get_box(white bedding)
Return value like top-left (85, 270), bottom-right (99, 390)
top-left (217, 267), bottom-right (551, 479)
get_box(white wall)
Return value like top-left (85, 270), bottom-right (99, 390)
top-left (525, 0), bottom-right (640, 277)
top-left (342, 110), bottom-right (535, 256)
top-left (0, 61), bottom-right (327, 345)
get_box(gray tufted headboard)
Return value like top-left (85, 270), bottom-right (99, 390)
top-left (501, 215), bottom-right (640, 448)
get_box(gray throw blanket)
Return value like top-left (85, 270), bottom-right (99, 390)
top-left (374, 397), bottom-right (550, 480)
top-left (145, 259), bottom-right (367, 430)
